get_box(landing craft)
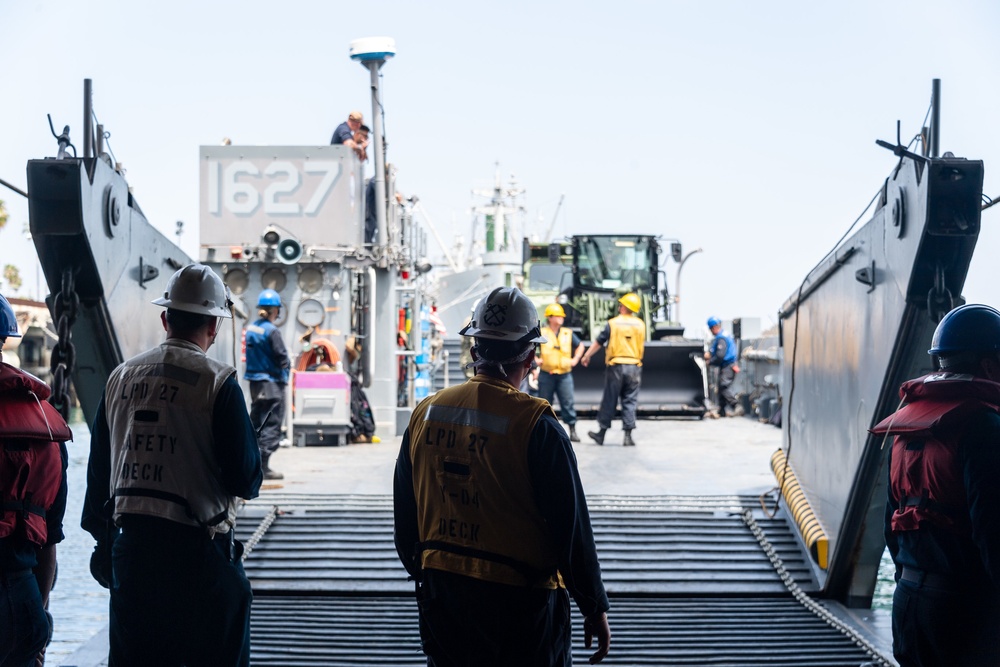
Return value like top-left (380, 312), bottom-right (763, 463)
top-left (28, 80), bottom-right (431, 447)
top-left (23, 71), bottom-right (994, 664)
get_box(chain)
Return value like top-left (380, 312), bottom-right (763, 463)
top-left (740, 509), bottom-right (893, 666)
top-left (49, 270), bottom-right (79, 421)
top-left (241, 505), bottom-right (280, 562)
top-left (926, 262), bottom-right (953, 323)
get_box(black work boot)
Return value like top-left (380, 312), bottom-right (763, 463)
top-left (623, 429), bottom-right (635, 447)
top-left (587, 428), bottom-right (606, 446)
top-left (569, 425), bottom-right (580, 443)
top-left (262, 455), bottom-right (284, 480)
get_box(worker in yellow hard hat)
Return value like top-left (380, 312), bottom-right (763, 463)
top-left (581, 293), bottom-right (645, 446)
top-left (536, 303), bottom-right (585, 442)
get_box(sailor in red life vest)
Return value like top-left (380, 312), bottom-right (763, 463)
top-left (394, 286), bottom-right (611, 666)
top-left (0, 292), bottom-right (72, 666)
top-left (873, 304), bottom-right (1000, 666)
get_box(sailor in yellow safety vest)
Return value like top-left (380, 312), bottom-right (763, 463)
top-left (536, 303), bottom-right (585, 442)
top-left (581, 293), bottom-right (645, 447)
top-left (394, 286), bottom-right (611, 666)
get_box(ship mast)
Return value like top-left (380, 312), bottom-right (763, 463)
top-left (470, 163), bottom-right (526, 267)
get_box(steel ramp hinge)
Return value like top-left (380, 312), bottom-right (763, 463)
top-left (855, 261), bottom-right (876, 293)
top-left (137, 257), bottom-right (159, 288)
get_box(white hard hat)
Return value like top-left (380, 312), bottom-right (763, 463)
top-left (152, 264), bottom-right (233, 318)
top-left (460, 287), bottom-right (546, 343)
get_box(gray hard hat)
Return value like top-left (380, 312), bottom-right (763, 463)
top-left (459, 287), bottom-right (546, 344)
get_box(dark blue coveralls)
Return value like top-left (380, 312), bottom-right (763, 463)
top-left (83, 377), bottom-right (262, 667)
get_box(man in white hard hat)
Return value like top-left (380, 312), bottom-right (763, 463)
top-left (394, 286), bottom-right (611, 666)
top-left (82, 264), bottom-right (262, 666)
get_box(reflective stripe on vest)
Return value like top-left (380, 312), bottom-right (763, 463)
top-left (605, 315), bottom-right (645, 366)
top-left (106, 339), bottom-right (237, 535)
top-left (408, 375), bottom-right (561, 587)
top-left (539, 327), bottom-right (575, 374)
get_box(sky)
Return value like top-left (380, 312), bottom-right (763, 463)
top-left (2, 0), bottom-right (999, 337)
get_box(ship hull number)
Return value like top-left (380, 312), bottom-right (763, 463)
top-left (204, 160), bottom-right (342, 217)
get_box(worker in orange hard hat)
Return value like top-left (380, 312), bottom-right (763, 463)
top-left (581, 293), bottom-right (645, 447)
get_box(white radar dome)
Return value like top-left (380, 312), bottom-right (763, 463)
top-left (349, 37), bottom-right (396, 63)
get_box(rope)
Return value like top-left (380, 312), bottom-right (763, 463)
top-left (740, 508), bottom-right (893, 666)
top-left (241, 505), bottom-right (279, 562)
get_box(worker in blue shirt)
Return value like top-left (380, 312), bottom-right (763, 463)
top-left (331, 110), bottom-right (368, 160)
top-left (245, 288), bottom-right (291, 480)
top-left (705, 316), bottom-right (743, 418)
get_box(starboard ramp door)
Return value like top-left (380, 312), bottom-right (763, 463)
top-left (779, 153), bottom-right (983, 607)
top-left (572, 339), bottom-right (707, 418)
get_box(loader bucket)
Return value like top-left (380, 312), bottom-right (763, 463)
top-left (568, 339), bottom-right (708, 418)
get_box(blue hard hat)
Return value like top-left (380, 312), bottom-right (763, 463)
top-left (928, 304), bottom-right (1000, 356)
top-left (707, 316), bottom-right (721, 329)
top-left (257, 289), bottom-right (282, 308)
top-left (0, 293), bottom-right (20, 338)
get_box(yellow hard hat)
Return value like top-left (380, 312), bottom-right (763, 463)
top-left (544, 303), bottom-right (566, 318)
top-left (619, 293), bottom-right (641, 313)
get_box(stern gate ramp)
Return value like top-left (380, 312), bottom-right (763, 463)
top-left (238, 494), bottom-right (890, 666)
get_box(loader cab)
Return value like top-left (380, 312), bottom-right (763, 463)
top-left (563, 235), bottom-right (668, 339)
top-left (574, 235), bottom-right (658, 294)
top-left (521, 239), bottom-right (573, 320)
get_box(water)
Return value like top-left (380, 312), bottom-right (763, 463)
top-left (47, 420), bottom-right (109, 666)
top-left (874, 546), bottom-right (897, 611)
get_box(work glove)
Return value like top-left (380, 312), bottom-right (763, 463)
top-left (89, 541), bottom-right (113, 589)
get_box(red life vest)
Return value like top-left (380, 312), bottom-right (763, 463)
top-left (0, 363), bottom-right (72, 547)
top-left (871, 373), bottom-right (1000, 536)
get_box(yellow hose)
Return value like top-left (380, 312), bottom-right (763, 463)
top-left (770, 449), bottom-right (829, 570)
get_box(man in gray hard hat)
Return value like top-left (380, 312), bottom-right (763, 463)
top-left (82, 263), bottom-right (262, 666)
top-left (394, 286), bottom-right (611, 666)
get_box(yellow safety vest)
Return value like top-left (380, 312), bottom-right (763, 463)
top-left (605, 314), bottom-right (645, 366)
top-left (408, 374), bottom-right (562, 588)
top-left (539, 326), bottom-right (575, 374)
